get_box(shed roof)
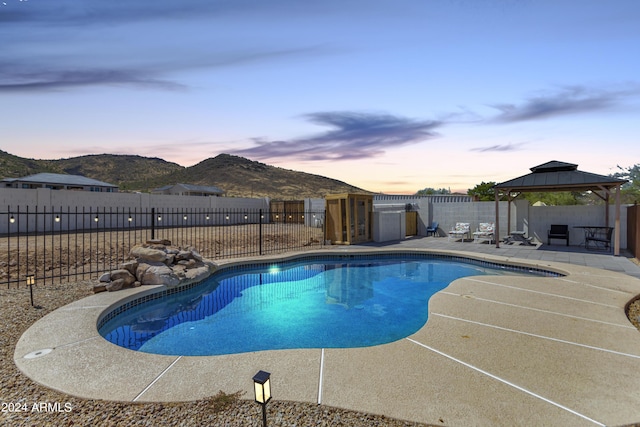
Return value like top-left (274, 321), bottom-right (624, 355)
top-left (494, 160), bottom-right (626, 192)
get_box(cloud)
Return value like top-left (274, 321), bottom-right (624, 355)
top-left (232, 111), bottom-right (441, 161)
top-left (0, 0), bottom-right (339, 93)
top-left (0, 44), bottom-right (333, 93)
top-left (490, 85), bottom-right (638, 123)
top-left (470, 142), bottom-right (527, 152)
top-left (0, 0), bottom-right (310, 26)
top-left (0, 68), bottom-right (185, 92)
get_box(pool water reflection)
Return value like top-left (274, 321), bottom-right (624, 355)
top-left (100, 258), bottom-right (532, 356)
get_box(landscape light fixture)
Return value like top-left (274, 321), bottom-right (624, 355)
top-left (157, 215), bottom-right (162, 222)
top-left (55, 215), bottom-right (60, 223)
top-left (183, 215), bottom-right (188, 221)
top-left (244, 214), bottom-right (248, 220)
top-left (9, 215), bottom-right (15, 223)
top-left (26, 275), bottom-right (35, 307)
top-left (205, 215), bottom-right (210, 221)
top-left (225, 215), bottom-right (230, 221)
top-left (128, 216), bottom-right (133, 222)
top-left (94, 215), bottom-right (99, 223)
top-left (252, 370), bottom-right (272, 427)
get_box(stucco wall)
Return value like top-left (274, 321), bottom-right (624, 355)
top-left (529, 204), bottom-right (628, 248)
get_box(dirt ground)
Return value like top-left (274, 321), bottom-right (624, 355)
top-left (0, 223), bottom-right (324, 287)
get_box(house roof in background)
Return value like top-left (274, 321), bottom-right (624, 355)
top-left (2, 173), bottom-right (117, 188)
top-left (176, 183), bottom-right (225, 193)
top-left (152, 183), bottom-right (225, 194)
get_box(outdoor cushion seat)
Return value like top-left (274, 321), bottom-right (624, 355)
top-left (473, 222), bottom-right (495, 244)
top-left (547, 224), bottom-right (569, 246)
top-left (426, 221), bottom-right (439, 237)
top-left (448, 222), bottom-right (470, 242)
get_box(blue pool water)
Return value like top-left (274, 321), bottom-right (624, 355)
top-left (99, 256), bottom-right (549, 356)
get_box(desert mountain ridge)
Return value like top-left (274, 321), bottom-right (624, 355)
top-left (0, 150), bottom-right (372, 200)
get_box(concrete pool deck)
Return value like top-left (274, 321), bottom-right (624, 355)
top-left (14, 239), bottom-right (640, 426)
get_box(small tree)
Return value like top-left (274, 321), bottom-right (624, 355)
top-left (521, 192), bottom-right (585, 206)
top-left (415, 187), bottom-right (450, 196)
top-left (467, 181), bottom-right (496, 201)
top-left (470, 180), bottom-right (586, 205)
top-left (612, 164), bottom-right (640, 203)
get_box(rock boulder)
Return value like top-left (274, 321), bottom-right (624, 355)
top-left (94, 240), bottom-right (215, 293)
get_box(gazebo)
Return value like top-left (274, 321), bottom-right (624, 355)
top-left (493, 160), bottom-right (627, 255)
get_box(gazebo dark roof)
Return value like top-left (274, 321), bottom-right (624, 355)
top-left (495, 160), bottom-right (626, 192)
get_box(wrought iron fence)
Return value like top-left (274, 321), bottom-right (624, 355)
top-left (1, 207), bottom-right (326, 288)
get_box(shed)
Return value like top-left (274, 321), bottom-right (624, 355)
top-left (493, 160), bottom-right (627, 255)
top-left (325, 193), bottom-right (373, 245)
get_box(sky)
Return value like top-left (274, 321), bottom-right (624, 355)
top-left (1, 0), bottom-right (639, 194)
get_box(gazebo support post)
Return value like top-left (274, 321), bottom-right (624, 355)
top-left (597, 184), bottom-right (621, 256)
top-left (615, 183), bottom-right (621, 256)
top-left (495, 189), bottom-right (501, 248)
top-left (605, 189), bottom-right (610, 227)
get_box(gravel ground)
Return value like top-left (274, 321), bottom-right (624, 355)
top-left (1, 281), bottom-right (431, 427)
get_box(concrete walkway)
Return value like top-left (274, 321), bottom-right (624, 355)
top-left (14, 240), bottom-right (640, 426)
top-left (362, 236), bottom-right (640, 279)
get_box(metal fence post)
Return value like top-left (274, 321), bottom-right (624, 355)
top-left (151, 207), bottom-right (156, 240)
top-left (323, 209), bottom-right (327, 246)
top-left (259, 209), bottom-right (263, 255)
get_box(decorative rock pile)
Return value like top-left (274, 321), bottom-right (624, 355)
top-left (94, 239), bottom-right (215, 293)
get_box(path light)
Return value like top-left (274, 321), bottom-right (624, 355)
top-left (26, 275), bottom-right (35, 307)
top-left (205, 215), bottom-right (210, 221)
top-left (183, 214), bottom-right (188, 221)
top-left (9, 215), bottom-right (15, 224)
top-left (55, 215), bottom-right (60, 223)
top-left (128, 216), bottom-right (133, 222)
top-left (157, 215), bottom-right (162, 222)
top-left (253, 370), bottom-right (272, 427)
top-left (94, 215), bottom-right (99, 223)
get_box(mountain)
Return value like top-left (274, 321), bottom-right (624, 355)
top-left (0, 151), bottom-right (371, 199)
top-left (51, 154), bottom-right (184, 191)
top-left (0, 150), bottom-right (64, 177)
top-left (160, 154), bottom-right (370, 198)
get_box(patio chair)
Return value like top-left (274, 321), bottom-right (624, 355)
top-left (426, 221), bottom-right (439, 237)
top-left (547, 224), bottom-right (569, 246)
top-left (448, 222), bottom-right (470, 242)
top-left (585, 227), bottom-right (613, 252)
top-left (473, 222), bottom-right (495, 244)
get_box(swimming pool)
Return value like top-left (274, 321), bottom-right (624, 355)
top-left (99, 253), bottom-right (559, 356)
